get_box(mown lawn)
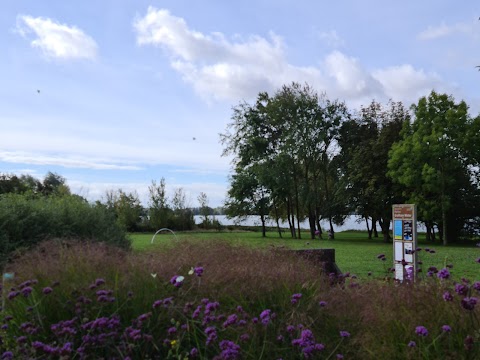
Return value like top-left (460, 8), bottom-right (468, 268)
top-left (130, 230), bottom-right (480, 281)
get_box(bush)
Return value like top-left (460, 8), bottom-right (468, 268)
top-left (0, 193), bottom-right (130, 262)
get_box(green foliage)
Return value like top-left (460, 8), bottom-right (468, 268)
top-left (388, 91), bottom-right (480, 244)
top-left (337, 100), bottom-right (409, 242)
top-left (0, 193), bottom-right (130, 261)
top-left (222, 82), bottom-right (350, 239)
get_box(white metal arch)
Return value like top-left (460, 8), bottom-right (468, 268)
top-left (151, 228), bottom-right (178, 244)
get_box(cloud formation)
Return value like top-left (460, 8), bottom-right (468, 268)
top-left (133, 7), bottom-right (446, 106)
top-left (417, 19), bottom-right (479, 40)
top-left (16, 15), bottom-right (98, 60)
top-left (0, 151), bottom-right (142, 170)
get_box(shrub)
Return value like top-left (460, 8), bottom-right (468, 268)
top-left (0, 193), bottom-right (130, 262)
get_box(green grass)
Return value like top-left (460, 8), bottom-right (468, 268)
top-left (131, 230), bottom-right (480, 281)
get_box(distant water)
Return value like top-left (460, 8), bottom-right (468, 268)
top-left (194, 215), bottom-right (427, 233)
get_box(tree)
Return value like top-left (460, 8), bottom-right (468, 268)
top-left (148, 178), bottom-right (171, 230)
top-left (221, 82), bottom-right (350, 239)
top-left (103, 189), bottom-right (142, 231)
top-left (42, 172), bottom-right (70, 196)
top-left (225, 166), bottom-right (270, 237)
top-left (388, 91), bottom-right (479, 245)
top-left (337, 100), bottom-right (408, 242)
top-left (197, 192), bottom-right (210, 228)
top-left (171, 187), bottom-right (195, 230)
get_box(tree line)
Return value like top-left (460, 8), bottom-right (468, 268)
top-left (221, 83), bottom-right (480, 245)
top-left (0, 173), bottom-right (218, 232)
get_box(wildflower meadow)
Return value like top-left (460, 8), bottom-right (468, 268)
top-left (0, 237), bottom-right (479, 359)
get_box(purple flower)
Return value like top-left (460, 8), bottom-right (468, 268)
top-left (95, 278), bottom-right (105, 286)
top-left (455, 283), bottom-right (469, 296)
top-left (407, 341), bottom-right (416, 347)
top-left (415, 326), bottom-right (428, 337)
top-left (194, 267), bottom-right (204, 277)
top-left (21, 286), bottom-right (33, 297)
top-left (223, 314), bottom-right (238, 328)
top-left (476, 258), bottom-right (480, 263)
top-left (7, 291), bottom-right (20, 300)
top-left (441, 325), bottom-right (452, 333)
top-left (16, 336), bottom-right (27, 343)
top-left (340, 331), bottom-right (350, 338)
top-left (137, 312), bottom-right (152, 322)
top-left (1, 352), bottom-right (13, 360)
top-left (205, 326), bottom-right (217, 345)
top-left (167, 327), bottom-right (177, 335)
top-left (443, 291), bottom-right (454, 301)
top-left (190, 348), bottom-right (199, 357)
top-left (170, 275), bottom-right (184, 288)
top-left (42, 287), bottom-right (53, 295)
top-left (336, 355), bottom-right (344, 359)
top-left (319, 301), bottom-right (327, 307)
top-left (219, 340), bottom-right (241, 360)
top-left (291, 293), bottom-right (302, 304)
top-left (461, 297), bottom-right (477, 310)
top-left (437, 268), bottom-right (450, 280)
top-left (239, 333), bottom-right (250, 342)
top-left (473, 282), bottom-right (480, 291)
top-left (287, 325), bottom-right (296, 333)
top-left (259, 309), bottom-right (272, 325)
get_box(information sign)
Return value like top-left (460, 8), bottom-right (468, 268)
top-left (392, 204), bottom-right (417, 282)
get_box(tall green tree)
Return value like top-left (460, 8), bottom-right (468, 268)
top-left (221, 82), bottom-right (349, 239)
top-left (148, 178), bottom-right (170, 230)
top-left (388, 91), bottom-right (479, 245)
top-left (338, 101), bottom-right (408, 242)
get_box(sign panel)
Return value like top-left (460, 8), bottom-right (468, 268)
top-left (403, 220), bottom-right (413, 241)
top-left (394, 220), bottom-right (403, 240)
top-left (392, 204), bottom-right (417, 282)
top-left (394, 242), bottom-right (403, 261)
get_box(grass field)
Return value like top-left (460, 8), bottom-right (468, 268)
top-left (130, 230), bottom-right (480, 281)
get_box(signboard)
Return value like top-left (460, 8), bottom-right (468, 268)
top-left (392, 204), bottom-right (417, 282)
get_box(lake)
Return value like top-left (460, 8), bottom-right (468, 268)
top-left (194, 215), bottom-right (427, 233)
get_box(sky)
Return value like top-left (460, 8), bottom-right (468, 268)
top-left (1, 1), bottom-right (479, 207)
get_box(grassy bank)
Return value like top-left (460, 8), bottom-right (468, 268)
top-left (130, 230), bottom-right (480, 281)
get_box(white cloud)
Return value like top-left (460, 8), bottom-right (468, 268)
top-left (0, 151), bottom-right (142, 170)
top-left (16, 15), bottom-right (98, 60)
top-left (372, 65), bottom-right (445, 102)
top-left (317, 30), bottom-right (345, 48)
top-left (418, 19), bottom-right (478, 40)
top-left (133, 7), bottom-right (447, 107)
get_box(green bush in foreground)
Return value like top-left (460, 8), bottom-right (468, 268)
top-left (0, 194), bottom-right (130, 261)
top-left (0, 240), bottom-right (479, 359)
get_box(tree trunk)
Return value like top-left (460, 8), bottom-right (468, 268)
top-left (260, 213), bottom-right (266, 238)
top-left (308, 207), bottom-right (316, 239)
top-left (328, 217), bottom-right (335, 240)
top-left (426, 223), bottom-right (432, 242)
top-left (273, 201), bottom-right (282, 238)
top-left (365, 216), bottom-right (372, 239)
top-left (442, 208), bottom-right (447, 246)
top-left (378, 218), bottom-right (391, 243)
top-left (293, 177), bottom-right (301, 239)
top-left (315, 208), bottom-right (323, 239)
top-left (372, 218), bottom-right (378, 238)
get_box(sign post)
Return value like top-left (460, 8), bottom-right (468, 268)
top-left (392, 204), bottom-right (417, 281)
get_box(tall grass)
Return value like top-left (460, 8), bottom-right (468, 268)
top-left (1, 239), bottom-right (479, 359)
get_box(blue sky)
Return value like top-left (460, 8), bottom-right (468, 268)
top-left (1, 1), bottom-right (479, 207)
